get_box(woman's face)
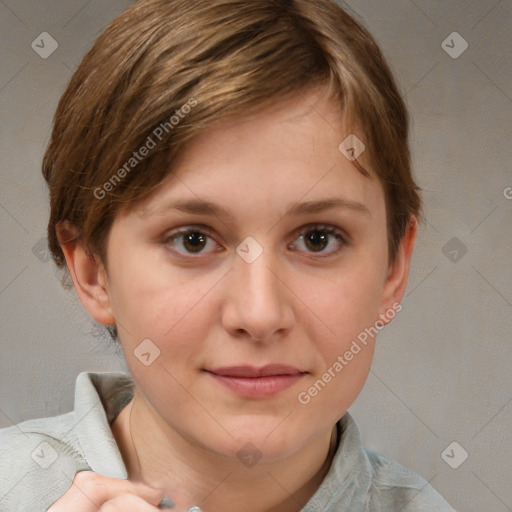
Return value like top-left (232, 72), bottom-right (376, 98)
top-left (99, 89), bottom-right (410, 461)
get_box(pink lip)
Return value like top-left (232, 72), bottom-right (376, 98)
top-left (205, 365), bottom-right (307, 398)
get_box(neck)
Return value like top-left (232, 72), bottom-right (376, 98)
top-left (111, 389), bottom-right (338, 512)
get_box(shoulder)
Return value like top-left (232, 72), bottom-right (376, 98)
top-left (364, 447), bottom-right (455, 511)
top-left (0, 411), bottom-right (89, 511)
top-left (312, 413), bottom-right (455, 512)
top-left (0, 372), bottom-right (132, 511)
top-left (0, 373), bottom-right (120, 512)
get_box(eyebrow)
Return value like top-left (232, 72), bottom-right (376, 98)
top-left (288, 198), bottom-right (370, 217)
top-left (146, 197), bottom-right (370, 220)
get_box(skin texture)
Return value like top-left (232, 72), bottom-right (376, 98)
top-left (58, 87), bottom-right (417, 512)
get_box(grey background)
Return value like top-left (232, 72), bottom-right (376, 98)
top-left (0, 0), bottom-right (511, 510)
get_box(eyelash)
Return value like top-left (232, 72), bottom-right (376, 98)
top-left (162, 224), bottom-right (349, 260)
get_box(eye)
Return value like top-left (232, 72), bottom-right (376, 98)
top-left (163, 227), bottom-right (221, 256)
top-left (162, 224), bottom-right (348, 259)
top-left (289, 225), bottom-right (348, 257)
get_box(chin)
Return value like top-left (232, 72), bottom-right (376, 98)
top-left (208, 416), bottom-right (313, 463)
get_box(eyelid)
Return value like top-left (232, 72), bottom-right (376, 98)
top-left (291, 223), bottom-right (349, 243)
top-left (165, 224), bottom-right (216, 239)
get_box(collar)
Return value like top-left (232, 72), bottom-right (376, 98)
top-left (74, 372), bottom-right (133, 479)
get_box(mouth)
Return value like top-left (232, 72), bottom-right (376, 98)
top-left (204, 364), bottom-right (308, 398)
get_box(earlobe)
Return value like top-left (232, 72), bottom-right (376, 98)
top-left (378, 216), bottom-right (418, 323)
top-left (56, 222), bottom-right (116, 326)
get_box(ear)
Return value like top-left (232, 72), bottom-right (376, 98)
top-left (378, 216), bottom-right (418, 324)
top-left (56, 221), bottom-right (116, 326)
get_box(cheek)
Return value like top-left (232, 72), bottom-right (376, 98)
top-left (108, 257), bottom-right (217, 356)
top-left (292, 257), bottom-right (384, 414)
top-left (298, 263), bottom-right (385, 346)
top-left (296, 279), bottom-right (378, 421)
top-left (115, 281), bottom-right (218, 407)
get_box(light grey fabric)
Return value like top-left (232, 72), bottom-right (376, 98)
top-left (0, 372), bottom-right (454, 512)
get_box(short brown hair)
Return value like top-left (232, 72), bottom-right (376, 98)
top-left (43, 0), bottom-right (421, 271)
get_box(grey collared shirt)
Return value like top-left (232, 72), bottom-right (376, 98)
top-left (0, 372), bottom-right (454, 511)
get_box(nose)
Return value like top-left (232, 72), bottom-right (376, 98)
top-left (221, 248), bottom-right (294, 343)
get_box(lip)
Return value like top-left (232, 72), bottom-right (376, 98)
top-left (205, 365), bottom-right (307, 398)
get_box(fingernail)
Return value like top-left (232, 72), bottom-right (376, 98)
top-left (158, 495), bottom-right (176, 509)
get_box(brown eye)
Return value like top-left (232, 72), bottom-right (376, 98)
top-left (164, 227), bottom-right (220, 256)
top-left (182, 232), bottom-right (208, 253)
top-left (291, 225), bottom-right (347, 257)
top-left (303, 230), bottom-right (329, 252)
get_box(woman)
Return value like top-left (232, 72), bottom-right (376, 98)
top-left (0, 1), bottom-right (454, 510)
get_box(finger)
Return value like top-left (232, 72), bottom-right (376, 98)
top-left (101, 493), bottom-right (163, 511)
top-left (78, 471), bottom-right (164, 504)
top-left (48, 471), bottom-right (165, 511)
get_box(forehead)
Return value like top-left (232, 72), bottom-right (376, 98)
top-left (133, 89), bottom-right (384, 223)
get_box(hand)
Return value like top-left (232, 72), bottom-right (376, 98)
top-left (47, 471), bottom-right (170, 511)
